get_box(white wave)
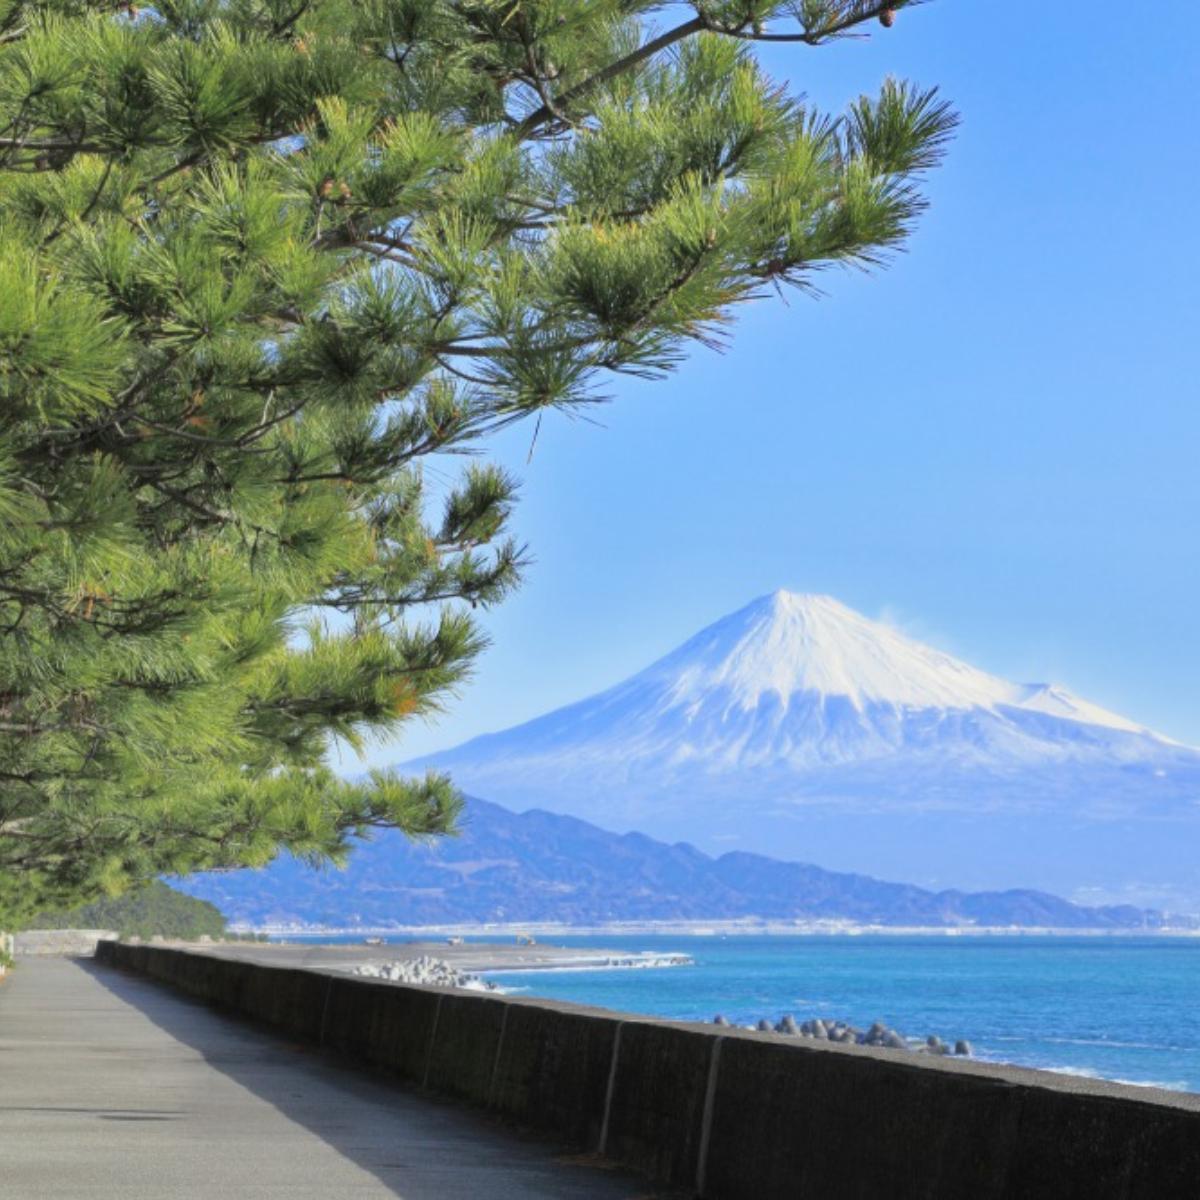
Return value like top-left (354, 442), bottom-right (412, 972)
top-left (991, 1033), bottom-right (1188, 1053)
top-left (1039, 1035), bottom-right (1185, 1052)
top-left (483, 953), bottom-right (693, 978)
top-left (1044, 1065), bottom-right (1101, 1079)
top-left (1040, 1064), bottom-right (1189, 1092)
top-left (460, 978), bottom-right (508, 994)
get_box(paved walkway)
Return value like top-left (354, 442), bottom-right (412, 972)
top-left (0, 959), bottom-right (651, 1199)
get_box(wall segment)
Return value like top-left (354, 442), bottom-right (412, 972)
top-left (94, 941), bottom-right (1200, 1199)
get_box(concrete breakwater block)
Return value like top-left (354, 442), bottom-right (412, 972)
top-left (352, 955), bottom-right (498, 990)
top-left (742, 1012), bottom-right (970, 1055)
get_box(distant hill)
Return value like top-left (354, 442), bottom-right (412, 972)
top-left (28, 880), bottom-right (228, 940)
top-left (175, 798), bottom-right (1183, 931)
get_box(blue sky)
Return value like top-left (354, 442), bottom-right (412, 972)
top-left (361, 1), bottom-right (1200, 769)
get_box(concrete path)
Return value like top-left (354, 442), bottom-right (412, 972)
top-left (0, 959), bottom-right (655, 1199)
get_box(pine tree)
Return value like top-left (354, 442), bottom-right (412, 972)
top-left (0, 0), bottom-right (955, 924)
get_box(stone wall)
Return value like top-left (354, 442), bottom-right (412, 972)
top-left (15, 929), bottom-right (118, 957)
top-left (95, 941), bottom-right (1200, 1200)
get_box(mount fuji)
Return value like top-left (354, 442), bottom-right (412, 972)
top-left (407, 593), bottom-right (1200, 913)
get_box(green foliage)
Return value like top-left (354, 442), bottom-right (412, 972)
top-left (27, 879), bottom-right (228, 939)
top-left (0, 0), bottom-right (954, 923)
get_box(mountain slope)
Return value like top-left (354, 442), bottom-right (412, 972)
top-left (407, 593), bottom-right (1200, 910)
top-left (176, 798), bottom-right (1181, 930)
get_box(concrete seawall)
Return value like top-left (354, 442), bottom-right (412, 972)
top-left (14, 928), bottom-right (118, 956)
top-left (95, 941), bottom-right (1200, 1199)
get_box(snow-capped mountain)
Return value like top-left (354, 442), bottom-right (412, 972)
top-left (407, 593), bottom-right (1200, 912)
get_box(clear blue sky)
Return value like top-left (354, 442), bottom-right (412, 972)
top-left (361, 1), bottom-right (1200, 770)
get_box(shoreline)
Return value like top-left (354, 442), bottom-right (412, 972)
top-left (173, 939), bottom-right (695, 975)
top-left (477, 953), bottom-right (694, 977)
top-left (237, 919), bottom-right (1200, 939)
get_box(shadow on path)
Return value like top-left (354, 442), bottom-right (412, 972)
top-left (79, 959), bottom-right (646, 1200)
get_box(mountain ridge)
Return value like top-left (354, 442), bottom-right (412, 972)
top-left (177, 797), bottom-right (1188, 930)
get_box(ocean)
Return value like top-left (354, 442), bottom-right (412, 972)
top-left (292, 933), bottom-right (1200, 1093)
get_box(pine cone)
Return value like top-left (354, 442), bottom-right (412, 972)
top-left (880, 8), bottom-right (896, 27)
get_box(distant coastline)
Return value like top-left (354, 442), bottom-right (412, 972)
top-left (182, 798), bottom-right (1195, 936)
top-left (240, 918), bottom-right (1200, 939)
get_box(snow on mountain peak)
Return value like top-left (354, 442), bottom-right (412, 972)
top-left (635, 590), bottom-right (1155, 735)
top-left (643, 590), bottom-right (1014, 713)
top-left (1014, 681), bottom-right (1156, 738)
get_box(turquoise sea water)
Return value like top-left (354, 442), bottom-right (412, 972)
top-left (296, 934), bottom-right (1200, 1093)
